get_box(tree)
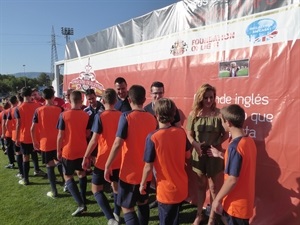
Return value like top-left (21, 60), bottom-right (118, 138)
top-left (37, 73), bottom-right (51, 86)
top-left (0, 73), bottom-right (55, 97)
top-left (0, 82), bottom-right (11, 96)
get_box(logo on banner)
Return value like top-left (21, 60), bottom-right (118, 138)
top-left (69, 58), bottom-right (104, 96)
top-left (170, 40), bottom-right (188, 56)
top-left (246, 18), bottom-right (278, 43)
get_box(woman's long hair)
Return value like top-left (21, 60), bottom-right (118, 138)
top-left (192, 83), bottom-right (216, 118)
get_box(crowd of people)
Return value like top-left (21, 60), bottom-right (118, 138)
top-left (0, 78), bottom-right (257, 225)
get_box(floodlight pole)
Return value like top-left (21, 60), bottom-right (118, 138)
top-left (23, 64), bottom-right (27, 87)
top-left (61, 27), bottom-right (74, 43)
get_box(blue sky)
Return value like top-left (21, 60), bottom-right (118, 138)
top-left (0, 0), bottom-right (177, 74)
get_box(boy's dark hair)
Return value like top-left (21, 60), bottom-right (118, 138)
top-left (42, 88), bottom-right (55, 100)
top-left (9, 96), bottom-right (18, 105)
top-left (128, 85), bottom-right (146, 105)
top-left (114, 77), bottom-right (127, 85)
top-left (4, 102), bottom-right (11, 110)
top-left (85, 88), bottom-right (96, 96)
top-left (102, 88), bottom-right (117, 105)
top-left (17, 93), bottom-right (24, 103)
top-left (154, 98), bottom-right (176, 123)
top-left (221, 104), bottom-right (245, 128)
top-left (48, 86), bottom-right (56, 93)
top-left (31, 88), bottom-right (38, 92)
top-left (150, 81), bottom-right (164, 91)
top-left (21, 87), bottom-right (32, 97)
top-left (70, 90), bottom-right (82, 104)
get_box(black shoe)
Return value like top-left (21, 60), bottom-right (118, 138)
top-left (33, 169), bottom-right (47, 177)
top-left (149, 200), bottom-right (158, 209)
top-left (71, 205), bottom-right (87, 216)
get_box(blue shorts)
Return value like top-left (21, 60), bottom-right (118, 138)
top-left (61, 157), bottom-right (84, 175)
top-left (223, 211), bottom-right (250, 225)
top-left (92, 167), bottom-right (119, 185)
top-left (20, 143), bottom-right (34, 155)
top-left (117, 179), bottom-right (150, 209)
top-left (158, 201), bottom-right (181, 225)
top-left (41, 150), bottom-right (57, 164)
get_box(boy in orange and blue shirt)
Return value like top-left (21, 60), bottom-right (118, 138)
top-left (82, 88), bottom-right (121, 225)
top-left (57, 90), bottom-right (92, 216)
top-left (31, 88), bottom-right (64, 198)
top-left (104, 85), bottom-right (157, 225)
top-left (7, 94), bottom-right (23, 178)
top-left (209, 104), bottom-right (257, 225)
top-left (15, 87), bottom-right (43, 185)
top-left (0, 105), bottom-right (5, 152)
top-left (1, 101), bottom-right (14, 169)
top-left (140, 98), bottom-right (191, 225)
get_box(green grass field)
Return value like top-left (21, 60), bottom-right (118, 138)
top-left (0, 152), bottom-right (200, 225)
top-left (219, 68), bottom-right (249, 77)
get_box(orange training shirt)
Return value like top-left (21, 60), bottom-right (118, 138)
top-left (144, 127), bottom-right (190, 204)
top-left (32, 105), bottom-right (62, 151)
top-left (116, 110), bottom-right (157, 184)
top-left (57, 109), bottom-right (90, 160)
top-left (223, 136), bottom-right (257, 219)
top-left (92, 110), bottom-right (122, 170)
top-left (14, 102), bottom-right (40, 143)
top-left (8, 107), bottom-right (17, 141)
top-left (3, 109), bottom-right (12, 138)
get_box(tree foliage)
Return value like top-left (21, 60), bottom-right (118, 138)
top-left (0, 73), bottom-right (53, 97)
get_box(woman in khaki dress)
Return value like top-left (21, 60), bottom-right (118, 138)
top-left (186, 84), bottom-right (227, 225)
